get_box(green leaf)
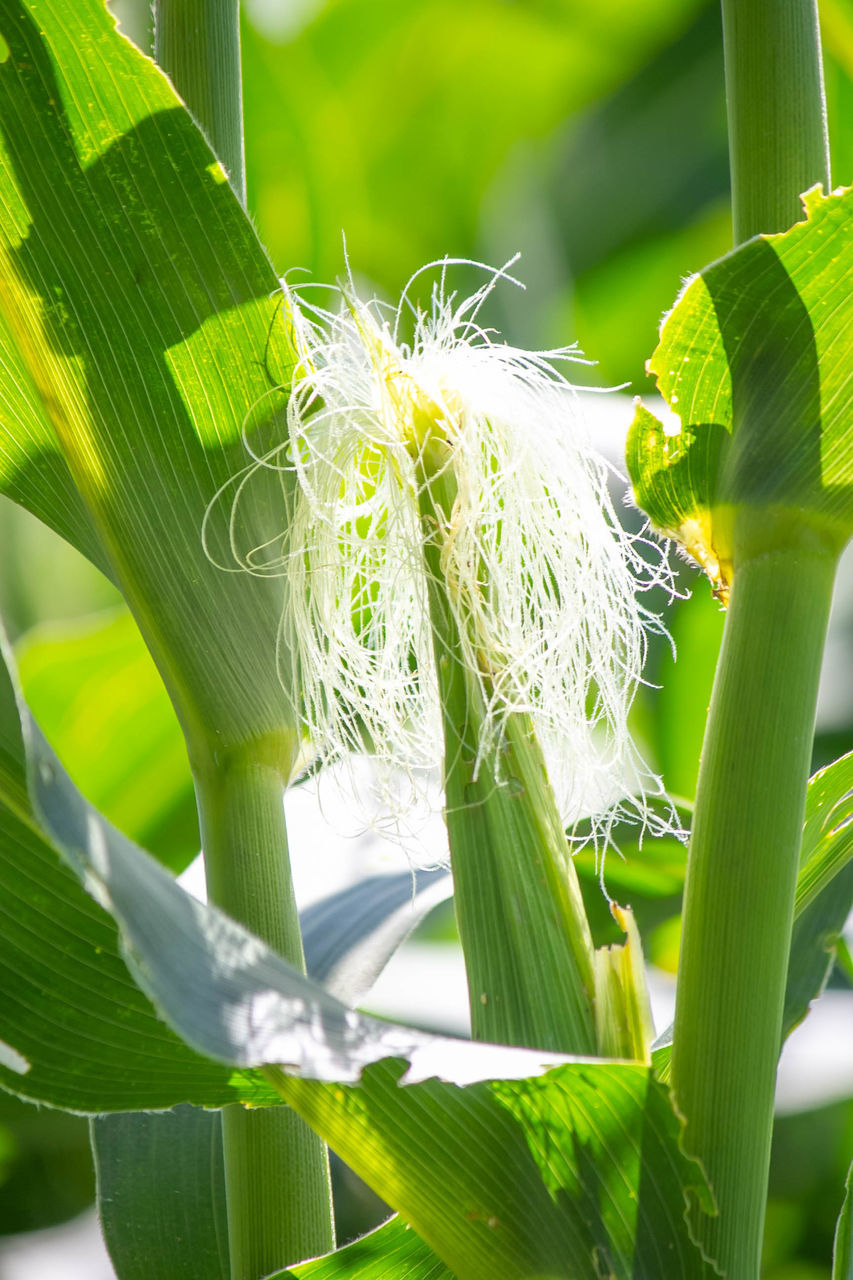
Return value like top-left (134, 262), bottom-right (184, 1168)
top-left (0, 618), bottom-right (575, 1115)
top-left (784, 750), bottom-right (853, 1037)
top-left (279, 1214), bottom-right (453, 1279)
top-left (783, 868), bottom-right (853, 1042)
top-left (0, 1089), bottom-right (94, 1232)
top-left (0, 628), bottom-right (588, 1097)
top-left (274, 1059), bottom-right (717, 1280)
top-left (21, 708), bottom-right (574, 1087)
top-left (92, 1106), bottom-right (229, 1280)
top-left (627, 184), bottom-right (853, 597)
top-left (0, 633), bottom-right (718, 1276)
top-left (16, 608), bottom-right (197, 873)
top-left (242, 0), bottom-right (706, 287)
top-left (301, 868), bottom-right (452, 1005)
top-left (0, 631), bottom-right (276, 1110)
top-left (0, 0), bottom-right (297, 748)
top-left (654, 749), bottom-right (853, 1077)
top-left (90, 864), bottom-right (455, 1280)
top-left (654, 587), bottom-right (726, 802)
top-left (0, 787), bottom-right (265, 1110)
top-left (795, 750), bottom-right (853, 914)
top-left (834, 1160), bottom-right (853, 1280)
top-left (88, 870), bottom-right (453, 1280)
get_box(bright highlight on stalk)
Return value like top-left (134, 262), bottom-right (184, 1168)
top-left (222, 263), bottom-right (672, 839)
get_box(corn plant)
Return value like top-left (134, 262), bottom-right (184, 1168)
top-left (0, 1), bottom-right (851, 1278)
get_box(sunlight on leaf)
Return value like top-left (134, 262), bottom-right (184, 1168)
top-left (0, 626), bottom-right (717, 1278)
top-left (274, 1058), bottom-right (717, 1280)
top-left (0, 0), bottom-right (298, 747)
top-left (785, 750), bottom-right (853, 1037)
top-left (628, 184), bottom-right (853, 598)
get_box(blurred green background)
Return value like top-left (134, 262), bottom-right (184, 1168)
top-left (1, 0), bottom-right (852, 1275)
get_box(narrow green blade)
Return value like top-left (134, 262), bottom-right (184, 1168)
top-left (0, 782), bottom-right (271, 1110)
top-left (0, 622), bottom-right (565, 1113)
top-left (92, 1106), bottom-right (229, 1280)
top-left (834, 1161), bottom-right (853, 1280)
top-left (795, 750), bottom-right (853, 914)
top-left (0, 630), bottom-right (270, 1110)
top-left (286, 1215), bottom-right (452, 1279)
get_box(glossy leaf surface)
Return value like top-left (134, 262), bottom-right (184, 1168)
top-left (301, 868), bottom-right (452, 1006)
top-left (92, 866), bottom-right (454, 1280)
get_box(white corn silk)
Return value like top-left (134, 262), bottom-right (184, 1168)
top-left (229, 268), bottom-right (671, 837)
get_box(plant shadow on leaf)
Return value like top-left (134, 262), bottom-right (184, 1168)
top-left (0, 616), bottom-right (722, 1276)
top-left (707, 240), bottom-right (821, 512)
top-left (630, 190), bottom-right (853, 600)
top-left (0, 2), bottom-right (298, 742)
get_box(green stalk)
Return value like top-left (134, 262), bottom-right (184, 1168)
top-left (721, 0), bottom-right (830, 240)
top-left (671, 538), bottom-right (835, 1272)
top-left (151, 8), bottom-right (333, 1275)
top-left (153, 0), bottom-right (246, 204)
top-left (194, 747), bottom-right (334, 1280)
top-left (670, 4), bottom-right (834, 1273)
top-left (414, 437), bottom-right (597, 1055)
